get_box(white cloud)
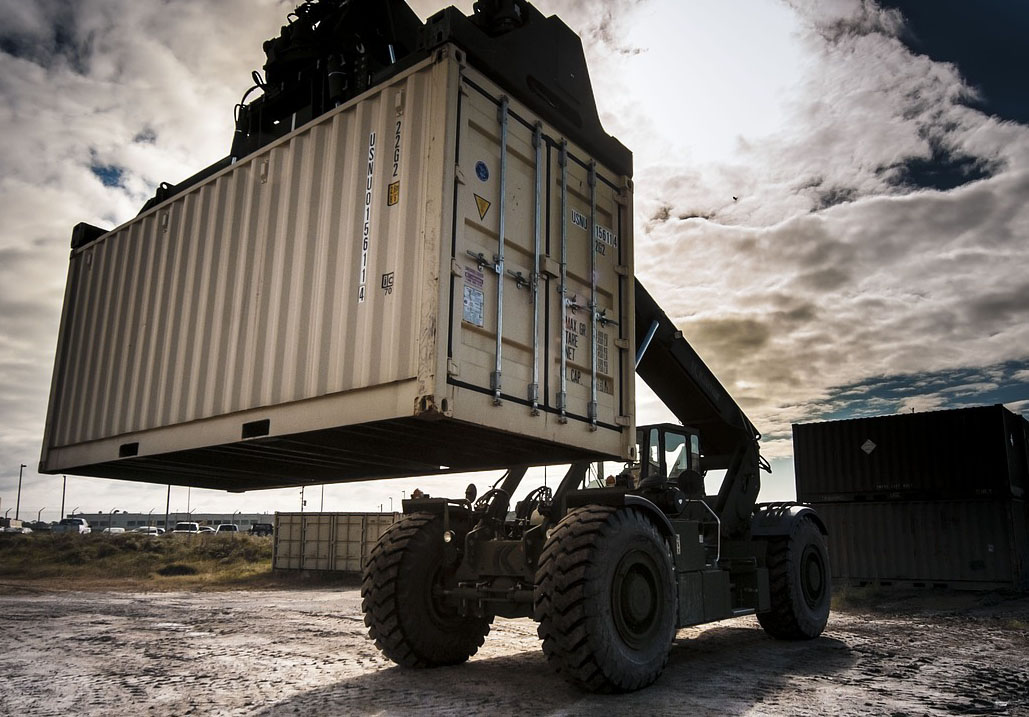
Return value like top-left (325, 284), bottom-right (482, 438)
top-left (0, 0), bottom-right (1026, 511)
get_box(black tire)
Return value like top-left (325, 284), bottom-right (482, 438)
top-left (534, 506), bottom-right (676, 692)
top-left (362, 512), bottom-right (491, 666)
top-left (757, 516), bottom-right (830, 639)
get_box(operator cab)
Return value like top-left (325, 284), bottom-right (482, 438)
top-left (636, 423), bottom-right (705, 498)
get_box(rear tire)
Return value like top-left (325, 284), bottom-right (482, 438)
top-left (534, 506), bottom-right (676, 692)
top-left (757, 516), bottom-right (830, 639)
top-left (362, 512), bottom-right (491, 666)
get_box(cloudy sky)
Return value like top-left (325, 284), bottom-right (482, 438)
top-left (1, 0), bottom-right (1027, 521)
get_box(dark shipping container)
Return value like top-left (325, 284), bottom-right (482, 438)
top-left (815, 499), bottom-right (1028, 590)
top-left (794, 404), bottom-right (1028, 503)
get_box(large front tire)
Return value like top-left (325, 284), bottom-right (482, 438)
top-left (362, 513), bottom-right (491, 666)
top-left (534, 506), bottom-right (676, 692)
top-left (757, 516), bottom-right (830, 639)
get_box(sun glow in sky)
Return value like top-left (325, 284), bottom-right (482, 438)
top-left (1, 0), bottom-right (1027, 518)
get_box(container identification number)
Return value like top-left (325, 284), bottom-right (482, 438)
top-left (358, 131), bottom-right (376, 303)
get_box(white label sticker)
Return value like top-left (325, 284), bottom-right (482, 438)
top-left (463, 285), bottom-right (484, 327)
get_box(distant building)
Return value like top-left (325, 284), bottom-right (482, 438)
top-left (71, 511), bottom-right (275, 531)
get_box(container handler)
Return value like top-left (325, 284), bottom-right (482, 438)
top-left (363, 278), bottom-right (830, 691)
top-left (43, 0), bottom-right (830, 692)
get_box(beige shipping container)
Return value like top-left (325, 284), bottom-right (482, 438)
top-left (273, 512), bottom-right (399, 572)
top-left (40, 45), bottom-right (635, 491)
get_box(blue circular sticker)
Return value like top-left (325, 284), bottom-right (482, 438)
top-left (475, 160), bottom-right (490, 182)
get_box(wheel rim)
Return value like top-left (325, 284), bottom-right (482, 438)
top-left (799, 544), bottom-right (827, 609)
top-left (426, 561), bottom-right (464, 627)
top-left (611, 549), bottom-right (663, 649)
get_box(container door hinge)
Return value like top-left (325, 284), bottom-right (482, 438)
top-left (447, 359), bottom-right (460, 377)
top-left (615, 415), bottom-right (632, 427)
top-left (450, 258), bottom-right (463, 277)
top-left (455, 164), bottom-right (467, 185)
top-left (614, 264), bottom-right (629, 276)
top-left (614, 338), bottom-right (630, 350)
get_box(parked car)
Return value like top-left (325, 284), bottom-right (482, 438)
top-left (215, 524), bottom-right (239, 533)
top-left (102, 527), bottom-right (126, 534)
top-left (249, 523), bottom-right (274, 537)
top-left (3, 526), bottom-right (32, 533)
top-left (198, 525), bottom-right (216, 534)
top-left (52, 517), bottom-right (91, 534)
top-left (171, 522), bottom-right (200, 534)
top-left (132, 526), bottom-right (164, 535)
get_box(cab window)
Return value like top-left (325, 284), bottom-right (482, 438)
top-left (664, 431), bottom-right (689, 478)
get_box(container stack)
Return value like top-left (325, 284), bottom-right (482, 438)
top-left (793, 404), bottom-right (1029, 590)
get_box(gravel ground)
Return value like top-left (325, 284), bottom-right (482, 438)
top-left (0, 585), bottom-right (1027, 716)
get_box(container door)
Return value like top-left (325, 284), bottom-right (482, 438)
top-left (448, 76), bottom-right (630, 434)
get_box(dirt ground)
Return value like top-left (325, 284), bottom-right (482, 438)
top-left (0, 584), bottom-right (1027, 716)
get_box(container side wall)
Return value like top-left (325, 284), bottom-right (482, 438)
top-left (272, 513), bottom-right (304, 570)
top-left (45, 61), bottom-right (444, 457)
top-left (815, 499), bottom-right (1023, 587)
top-left (795, 406), bottom-right (1016, 501)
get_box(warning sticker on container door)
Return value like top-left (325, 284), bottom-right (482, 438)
top-left (463, 286), bottom-right (485, 327)
top-left (474, 194), bottom-right (491, 221)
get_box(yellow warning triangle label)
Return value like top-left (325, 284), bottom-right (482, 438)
top-left (474, 194), bottom-right (491, 221)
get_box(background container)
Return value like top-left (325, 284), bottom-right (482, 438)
top-left (273, 512), bottom-right (398, 573)
top-left (40, 46), bottom-right (636, 490)
top-left (816, 499), bottom-right (1028, 590)
top-left (794, 405), bottom-right (1028, 502)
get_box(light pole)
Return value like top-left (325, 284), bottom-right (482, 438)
top-left (148, 508), bottom-right (155, 527)
top-left (300, 486), bottom-right (306, 513)
top-left (232, 510), bottom-right (241, 526)
top-left (164, 484), bottom-right (171, 531)
top-left (108, 508), bottom-right (118, 532)
top-left (16, 464), bottom-right (26, 520)
top-left (320, 484), bottom-right (325, 512)
top-left (389, 496), bottom-right (393, 513)
top-left (61, 475), bottom-right (67, 519)
top-left (37, 507), bottom-right (46, 522)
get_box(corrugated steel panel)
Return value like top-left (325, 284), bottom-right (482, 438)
top-left (815, 499), bottom-right (1028, 589)
top-left (273, 512), bottom-right (397, 573)
top-left (794, 405), bottom-right (1027, 502)
top-left (41, 46), bottom-right (635, 490)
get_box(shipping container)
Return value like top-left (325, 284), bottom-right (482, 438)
top-left (39, 45), bottom-right (636, 490)
top-left (815, 499), bottom-right (1028, 590)
top-left (273, 512), bottom-right (398, 572)
top-left (794, 405), bottom-right (1028, 502)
